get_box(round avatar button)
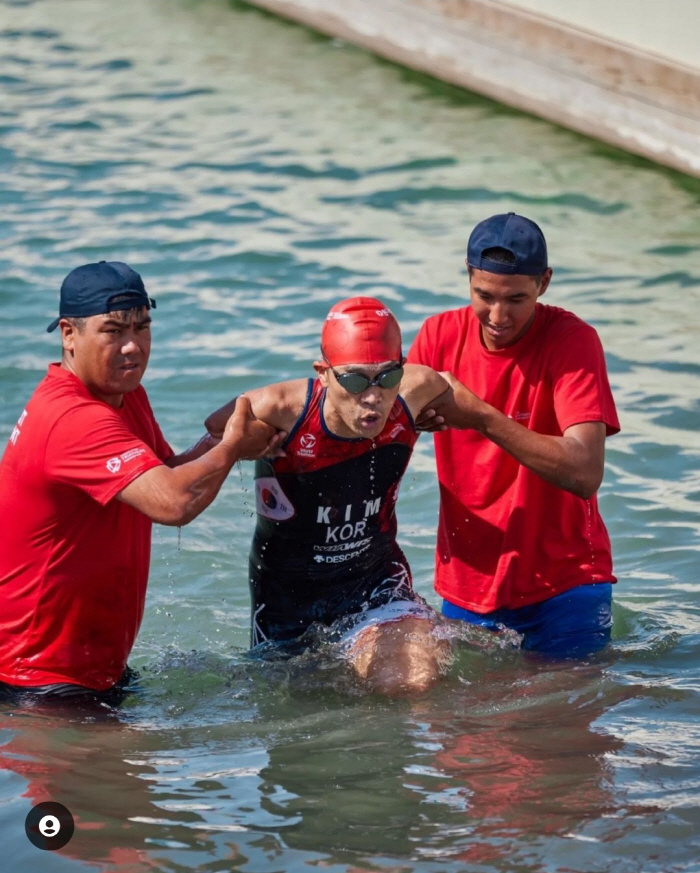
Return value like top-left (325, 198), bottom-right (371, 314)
top-left (25, 802), bottom-right (75, 850)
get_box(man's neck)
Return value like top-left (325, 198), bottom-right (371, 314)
top-left (60, 360), bottom-right (124, 408)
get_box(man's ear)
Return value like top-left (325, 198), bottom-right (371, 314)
top-left (538, 268), bottom-right (553, 297)
top-left (314, 360), bottom-right (330, 387)
top-left (59, 319), bottom-right (76, 354)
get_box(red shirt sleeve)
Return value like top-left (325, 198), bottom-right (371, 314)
top-left (548, 321), bottom-right (620, 436)
top-left (45, 402), bottom-right (166, 506)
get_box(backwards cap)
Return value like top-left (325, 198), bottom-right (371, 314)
top-left (467, 212), bottom-right (548, 276)
top-left (47, 260), bottom-right (156, 332)
top-left (321, 297), bottom-right (402, 366)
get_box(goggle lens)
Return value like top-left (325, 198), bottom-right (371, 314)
top-left (335, 366), bottom-right (404, 394)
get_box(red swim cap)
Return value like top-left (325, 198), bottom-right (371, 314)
top-left (321, 297), bottom-right (402, 366)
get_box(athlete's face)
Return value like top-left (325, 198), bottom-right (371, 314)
top-left (469, 267), bottom-right (552, 350)
top-left (316, 360), bottom-right (403, 440)
top-left (60, 306), bottom-right (152, 408)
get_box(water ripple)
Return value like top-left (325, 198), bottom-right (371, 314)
top-left (1, 0), bottom-right (700, 870)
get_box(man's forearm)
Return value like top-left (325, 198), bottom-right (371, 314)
top-left (119, 394), bottom-right (278, 525)
top-left (440, 387), bottom-right (603, 499)
top-left (119, 438), bottom-right (242, 526)
top-left (473, 405), bottom-right (597, 498)
top-left (160, 440), bottom-right (240, 524)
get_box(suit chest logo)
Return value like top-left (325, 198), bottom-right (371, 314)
top-left (297, 432), bottom-right (317, 457)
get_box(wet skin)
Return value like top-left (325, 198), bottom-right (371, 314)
top-left (315, 359), bottom-right (403, 440)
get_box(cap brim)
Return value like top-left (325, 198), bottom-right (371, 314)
top-left (46, 317), bottom-right (60, 333)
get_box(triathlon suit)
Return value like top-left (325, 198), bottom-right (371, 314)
top-left (249, 378), bottom-right (420, 645)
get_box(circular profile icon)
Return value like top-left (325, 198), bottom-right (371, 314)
top-left (25, 801), bottom-right (74, 850)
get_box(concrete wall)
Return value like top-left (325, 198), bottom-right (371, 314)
top-left (242, 0), bottom-right (700, 178)
top-left (501, 0), bottom-right (700, 70)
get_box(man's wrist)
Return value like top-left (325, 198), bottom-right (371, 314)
top-left (207, 435), bottom-right (241, 468)
top-left (470, 399), bottom-right (493, 435)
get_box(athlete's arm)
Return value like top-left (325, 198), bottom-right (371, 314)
top-left (116, 396), bottom-right (277, 526)
top-left (399, 364), bottom-right (451, 421)
top-left (167, 390), bottom-right (294, 468)
top-left (204, 379), bottom-right (308, 439)
top-left (431, 372), bottom-right (606, 499)
top-left (165, 433), bottom-right (226, 467)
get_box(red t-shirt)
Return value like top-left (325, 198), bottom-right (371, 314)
top-left (0, 364), bottom-right (173, 689)
top-left (407, 303), bottom-right (620, 612)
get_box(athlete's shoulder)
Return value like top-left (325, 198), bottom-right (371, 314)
top-left (247, 377), bottom-right (312, 433)
top-left (259, 377), bottom-right (311, 408)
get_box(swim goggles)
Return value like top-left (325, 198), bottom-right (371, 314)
top-left (323, 357), bottom-right (404, 394)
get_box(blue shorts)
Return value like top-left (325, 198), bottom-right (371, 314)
top-left (442, 583), bottom-right (613, 657)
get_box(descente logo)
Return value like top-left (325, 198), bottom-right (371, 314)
top-left (106, 457), bottom-right (122, 473)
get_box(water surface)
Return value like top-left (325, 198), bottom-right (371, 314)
top-left (1, 1), bottom-right (700, 871)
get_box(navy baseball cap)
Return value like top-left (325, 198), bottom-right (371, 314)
top-left (467, 212), bottom-right (548, 276)
top-left (47, 260), bottom-right (156, 332)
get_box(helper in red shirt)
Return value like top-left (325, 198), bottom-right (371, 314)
top-left (408, 213), bottom-right (620, 656)
top-left (0, 365), bottom-right (172, 690)
top-left (0, 261), bottom-right (279, 698)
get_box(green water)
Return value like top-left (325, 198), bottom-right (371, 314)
top-left (1, 0), bottom-right (700, 871)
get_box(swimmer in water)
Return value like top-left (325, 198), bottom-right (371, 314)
top-left (206, 297), bottom-right (457, 695)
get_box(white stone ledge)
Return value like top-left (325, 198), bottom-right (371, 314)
top-left (242, 0), bottom-right (700, 178)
